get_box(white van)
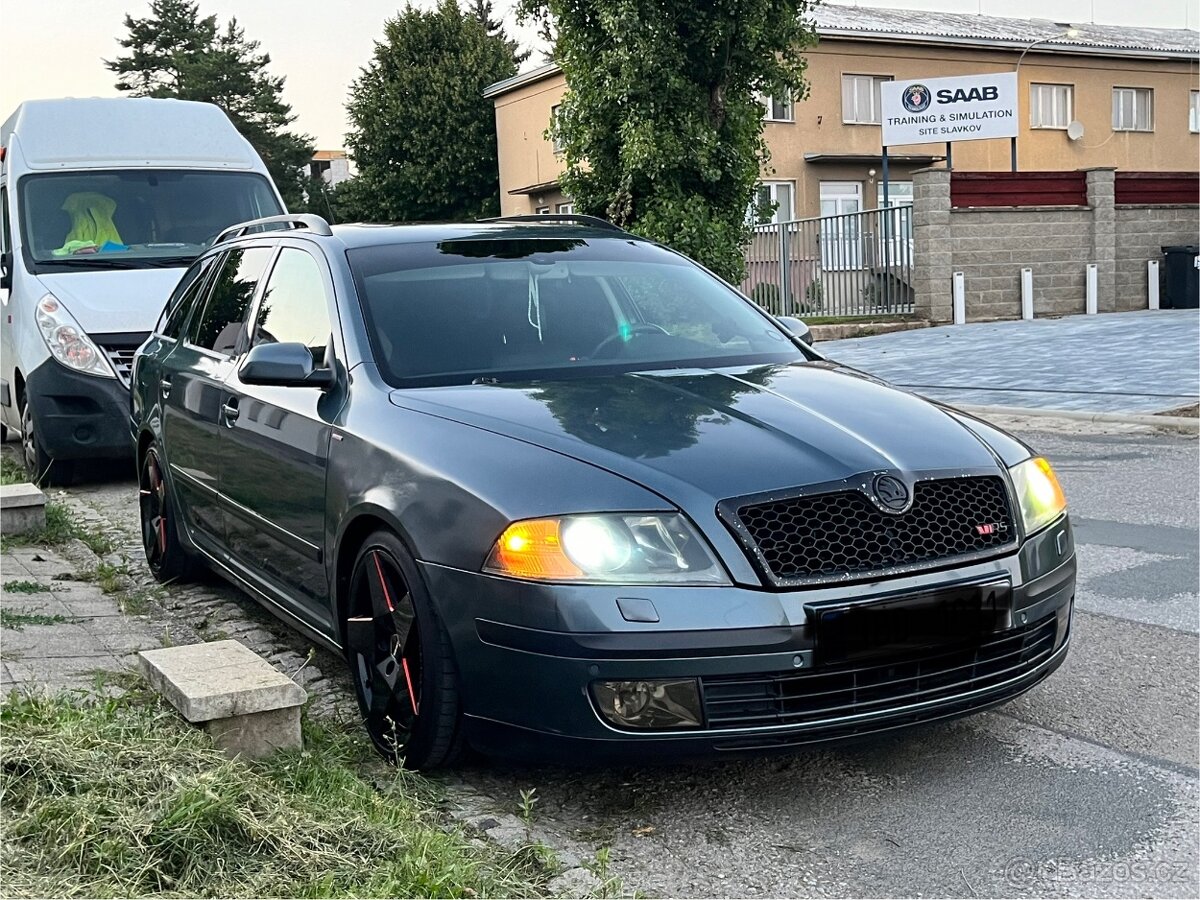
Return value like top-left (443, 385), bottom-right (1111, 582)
top-left (0, 97), bottom-right (285, 484)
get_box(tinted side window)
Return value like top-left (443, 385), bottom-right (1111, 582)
top-left (188, 246), bottom-right (274, 355)
top-left (253, 248), bottom-right (334, 364)
top-left (159, 256), bottom-right (216, 338)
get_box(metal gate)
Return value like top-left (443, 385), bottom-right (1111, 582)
top-left (741, 206), bottom-right (915, 318)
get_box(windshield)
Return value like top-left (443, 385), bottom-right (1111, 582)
top-left (19, 169), bottom-right (282, 271)
top-left (349, 237), bottom-right (806, 386)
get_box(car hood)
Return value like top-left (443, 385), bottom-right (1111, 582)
top-left (36, 268), bottom-right (186, 334)
top-left (389, 362), bottom-right (1007, 504)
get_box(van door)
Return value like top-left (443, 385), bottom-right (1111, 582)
top-left (161, 245), bottom-right (273, 551)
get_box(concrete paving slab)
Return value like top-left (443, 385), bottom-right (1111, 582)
top-left (5, 654), bottom-right (127, 694)
top-left (820, 309), bottom-right (1199, 414)
top-left (0, 623), bottom-right (111, 659)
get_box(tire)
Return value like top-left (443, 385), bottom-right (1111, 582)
top-left (343, 529), bottom-right (464, 769)
top-left (138, 442), bottom-right (198, 583)
top-left (21, 401), bottom-right (74, 487)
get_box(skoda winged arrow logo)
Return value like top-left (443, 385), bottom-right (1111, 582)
top-left (872, 474), bottom-right (911, 513)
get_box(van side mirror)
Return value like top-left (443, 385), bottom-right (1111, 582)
top-left (0, 252), bottom-right (11, 291)
top-left (239, 341), bottom-right (334, 389)
top-left (776, 315), bottom-right (813, 345)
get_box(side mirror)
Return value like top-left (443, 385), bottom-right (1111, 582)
top-left (776, 315), bottom-right (813, 346)
top-left (239, 341), bottom-right (334, 388)
top-left (0, 252), bottom-right (11, 291)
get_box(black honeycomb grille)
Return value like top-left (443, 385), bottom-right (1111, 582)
top-left (733, 476), bottom-right (1015, 584)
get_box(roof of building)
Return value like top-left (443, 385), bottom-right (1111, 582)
top-left (312, 150), bottom-right (348, 161)
top-left (485, 5), bottom-right (1198, 97)
top-left (811, 4), bottom-right (1198, 57)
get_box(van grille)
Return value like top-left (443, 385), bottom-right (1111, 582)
top-left (95, 335), bottom-right (148, 388)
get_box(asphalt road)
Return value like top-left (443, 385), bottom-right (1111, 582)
top-left (22, 422), bottom-right (1200, 899)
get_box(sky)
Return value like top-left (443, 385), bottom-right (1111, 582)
top-left (3, 0), bottom-right (1195, 149)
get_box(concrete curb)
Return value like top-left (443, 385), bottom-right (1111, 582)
top-left (956, 404), bottom-right (1200, 433)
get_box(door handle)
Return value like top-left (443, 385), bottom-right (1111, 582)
top-left (220, 398), bottom-right (240, 426)
top-left (160, 377), bottom-right (172, 398)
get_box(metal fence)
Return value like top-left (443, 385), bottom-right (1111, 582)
top-left (741, 206), bottom-right (916, 318)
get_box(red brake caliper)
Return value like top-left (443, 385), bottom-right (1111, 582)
top-left (373, 552), bottom-right (419, 716)
top-left (146, 460), bottom-right (167, 554)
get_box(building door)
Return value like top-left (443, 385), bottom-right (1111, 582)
top-left (819, 182), bottom-right (862, 270)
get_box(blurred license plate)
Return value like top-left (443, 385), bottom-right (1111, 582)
top-left (815, 580), bottom-right (1012, 665)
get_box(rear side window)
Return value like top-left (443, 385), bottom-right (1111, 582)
top-left (188, 246), bottom-right (274, 356)
top-left (253, 248), bottom-right (334, 364)
top-left (159, 255), bottom-right (217, 339)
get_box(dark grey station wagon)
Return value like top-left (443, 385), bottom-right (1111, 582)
top-left (130, 213), bottom-right (1075, 768)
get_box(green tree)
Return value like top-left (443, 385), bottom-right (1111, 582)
top-left (342, 0), bottom-right (519, 222)
top-left (108, 0), bottom-right (314, 208)
top-left (468, 0), bottom-right (531, 64)
top-left (519, 0), bottom-right (817, 282)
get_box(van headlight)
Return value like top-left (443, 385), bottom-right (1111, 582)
top-left (1009, 457), bottom-right (1067, 536)
top-left (484, 514), bottom-right (729, 584)
top-left (35, 294), bottom-right (115, 378)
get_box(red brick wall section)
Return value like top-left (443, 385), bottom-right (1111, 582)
top-left (1114, 172), bottom-right (1200, 205)
top-left (950, 172), bottom-right (1087, 208)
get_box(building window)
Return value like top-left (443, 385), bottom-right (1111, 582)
top-left (1030, 84), bottom-right (1073, 129)
top-left (842, 74), bottom-right (890, 125)
top-left (1112, 87), bottom-right (1154, 132)
top-left (760, 93), bottom-right (793, 122)
top-left (535, 206), bottom-right (551, 214)
top-left (876, 181), bottom-right (914, 208)
top-left (550, 104), bottom-right (564, 153)
top-left (556, 202), bottom-right (574, 214)
top-left (1190, 91), bottom-right (1199, 133)
top-left (749, 181), bottom-right (794, 224)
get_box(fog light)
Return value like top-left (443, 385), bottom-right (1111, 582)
top-left (592, 678), bottom-right (702, 729)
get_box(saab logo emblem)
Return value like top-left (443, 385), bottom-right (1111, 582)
top-left (902, 84), bottom-right (931, 113)
top-left (871, 474), bottom-right (910, 512)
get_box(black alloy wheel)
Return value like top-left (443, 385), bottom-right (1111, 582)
top-left (345, 531), bottom-right (462, 769)
top-left (138, 444), bottom-right (194, 582)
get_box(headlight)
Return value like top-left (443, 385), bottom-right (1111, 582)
top-left (35, 294), bottom-right (115, 378)
top-left (483, 513), bottom-right (729, 584)
top-left (1009, 457), bottom-right (1067, 536)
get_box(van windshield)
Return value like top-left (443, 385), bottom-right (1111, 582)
top-left (19, 170), bottom-right (282, 271)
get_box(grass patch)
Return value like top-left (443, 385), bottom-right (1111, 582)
top-left (2, 580), bottom-right (47, 595)
top-left (0, 453), bottom-right (26, 486)
top-left (1, 691), bottom-right (554, 898)
top-left (0, 608), bottom-right (74, 630)
top-left (1, 501), bottom-right (115, 558)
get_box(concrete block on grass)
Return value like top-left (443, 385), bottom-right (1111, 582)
top-left (0, 483), bottom-right (46, 535)
top-left (138, 639), bottom-right (307, 759)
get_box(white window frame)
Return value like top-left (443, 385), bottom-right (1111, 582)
top-left (550, 104), bottom-right (564, 153)
top-left (842, 74), bottom-right (891, 125)
top-left (535, 206), bottom-right (551, 215)
top-left (750, 180), bottom-right (795, 225)
top-left (818, 182), bottom-right (864, 271)
top-left (1190, 91), bottom-right (1199, 134)
top-left (1030, 83), bottom-right (1073, 130)
top-left (1112, 87), bottom-right (1154, 132)
top-left (759, 92), bottom-right (794, 122)
top-left (555, 202), bottom-right (574, 214)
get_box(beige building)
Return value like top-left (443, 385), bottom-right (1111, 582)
top-left (485, 5), bottom-right (1199, 223)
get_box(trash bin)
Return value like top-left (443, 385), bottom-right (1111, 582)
top-left (1160, 245), bottom-right (1199, 309)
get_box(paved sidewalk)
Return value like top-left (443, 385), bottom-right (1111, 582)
top-left (820, 309), bottom-right (1200, 414)
top-left (0, 543), bottom-right (163, 696)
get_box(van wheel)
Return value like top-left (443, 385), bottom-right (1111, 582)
top-left (344, 530), bottom-right (464, 769)
top-left (21, 402), bottom-right (73, 487)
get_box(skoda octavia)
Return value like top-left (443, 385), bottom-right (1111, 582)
top-left (130, 213), bottom-right (1075, 768)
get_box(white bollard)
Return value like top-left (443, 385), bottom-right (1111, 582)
top-left (1021, 267), bottom-right (1034, 320)
top-left (952, 271), bottom-right (966, 324)
top-left (1085, 264), bottom-right (1098, 315)
top-left (1147, 259), bottom-right (1160, 310)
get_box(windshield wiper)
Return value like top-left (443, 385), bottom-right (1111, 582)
top-left (37, 257), bottom-right (145, 270)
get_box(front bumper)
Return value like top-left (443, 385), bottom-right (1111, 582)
top-left (25, 359), bottom-right (132, 461)
top-left (421, 516), bottom-right (1076, 762)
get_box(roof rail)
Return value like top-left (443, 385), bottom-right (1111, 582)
top-left (476, 213), bottom-right (629, 233)
top-left (214, 213), bottom-right (333, 245)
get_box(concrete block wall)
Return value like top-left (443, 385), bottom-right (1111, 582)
top-left (912, 168), bottom-right (1198, 323)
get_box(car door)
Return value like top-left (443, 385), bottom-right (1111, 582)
top-left (161, 244), bottom-right (274, 552)
top-left (219, 244), bottom-right (342, 629)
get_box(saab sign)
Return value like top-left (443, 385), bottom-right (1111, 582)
top-left (881, 72), bottom-right (1018, 146)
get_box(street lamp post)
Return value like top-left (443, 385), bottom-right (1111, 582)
top-left (1012, 27), bottom-right (1080, 171)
